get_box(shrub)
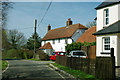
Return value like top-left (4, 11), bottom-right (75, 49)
top-left (2, 49), bottom-right (34, 59)
top-left (37, 50), bottom-right (49, 61)
top-left (65, 42), bottom-right (96, 54)
top-left (82, 42), bottom-right (96, 46)
top-left (65, 42), bottom-right (83, 54)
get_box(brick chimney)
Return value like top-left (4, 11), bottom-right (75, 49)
top-left (47, 24), bottom-right (51, 32)
top-left (66, 18), bottom-right (72, 26)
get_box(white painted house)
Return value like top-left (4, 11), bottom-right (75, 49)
top-left (93, 0), bottom-right (120, 66)
top-left (40, 18), bottom-right (88, 55)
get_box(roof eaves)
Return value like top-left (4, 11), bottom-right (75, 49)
top-left (42, 37), bottom-right (71, 41)
top-left (95, 1), bottom-right (120, 10)
top-left (93, 31), bottom-right (120, 35)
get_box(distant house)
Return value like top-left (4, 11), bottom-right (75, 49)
top-left (40, 18), bottom-right (88, 55)
top-left (76, 26), bottom-right (96, 43)
top-left (39, 42), bottom-right (53, 56)
top-left (93, 0), bottom-right (120, 66)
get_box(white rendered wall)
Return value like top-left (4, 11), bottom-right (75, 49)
top-left (41, 38), bottom-right (73, 52)
top-left (97, 4), bottom-right (119, 31)
top-left (118, 4), bottom-right (120, 20)
top-left (96, 34), bottom-right (118, 66)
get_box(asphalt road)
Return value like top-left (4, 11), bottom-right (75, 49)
top-left (2, 60), bottom-right (75, 80)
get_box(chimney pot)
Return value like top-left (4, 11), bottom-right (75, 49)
top-left (68, 18), bottom-right (71, 21)
top-left (47, 24), bottom-right (51, 32)
top-left (66, 18), bottom-right (72, 26)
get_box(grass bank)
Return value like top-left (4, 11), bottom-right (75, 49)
top-left (2, 60), bottom-right (8, 71)
top-left (52, 63), bottom-right (98, 80)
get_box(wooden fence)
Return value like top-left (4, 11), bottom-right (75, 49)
top-left (95, 57), bottom-right (115, 80)
top-left (81, 46), bottom-right (96, 59)
top-left (56, 56), bottom-right (96, 75)
top-left (55, 48), bottom-right (115, 80)
top-left (95, 48), bottom-right (115, 80)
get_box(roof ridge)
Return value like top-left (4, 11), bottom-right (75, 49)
top-left (49, 23), bottom-right (81, 31)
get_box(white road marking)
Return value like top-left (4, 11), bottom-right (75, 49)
top-left (2, 60), bottom-right (9, 73)
top-left (49, 67), bottom-right (66, 80)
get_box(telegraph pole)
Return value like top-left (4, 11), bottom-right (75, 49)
top-left (34, 19), bottom-right (37, 58)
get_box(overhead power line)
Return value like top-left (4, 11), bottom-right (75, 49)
top-left (38, 0), bottom-right (53, 27)
top-left (7, 26), bottom-right (34, 30)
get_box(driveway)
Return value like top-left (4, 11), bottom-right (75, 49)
top-left (2, 60), bottom-right (75, 80)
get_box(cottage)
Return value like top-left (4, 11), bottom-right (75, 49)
top-left (93, 0), bottom-right (120, 66)
top-left (40, 18), bottom-right (88, 55)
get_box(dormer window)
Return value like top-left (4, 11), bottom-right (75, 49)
top-left (104, 9), bottom-right (109, 26)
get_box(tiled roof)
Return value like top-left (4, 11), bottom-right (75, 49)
top-left (95, 0), bottom-right (120, 10)
top-left (93, 20), bottom-right (120, 35)
top-left (76, 26), bottom-right (96, 43)
top-left (39, 42), bottom-right (53, 49)
top-left (42, 23), bottom-right (88, 40)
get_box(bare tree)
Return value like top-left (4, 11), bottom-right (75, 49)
top-left (1, 2), bottom-right (13, 50)
top-left (8, 29), bottom-right (26, 49)
top-left (86, 21), bottom-right (96, 28)
top-left (2, 2), bottom-right (13, 27)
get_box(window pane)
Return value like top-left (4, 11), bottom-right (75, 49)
top-left (65, 39), bottom-right (68, 44)
top-left (53, 40), bottom-right (55, 44)
top-left (104, 37), bottom-right (110, 50)
top-left (104, 45), bottom-right (110, 50)
top-left (106, 18), bottom-right (109, 25)
top-left (73, 52), bottom-right (86, 56)
top-left (58, 39), bottom-right (60, 43)
top-left (106, 9), bottom-right (109, 17)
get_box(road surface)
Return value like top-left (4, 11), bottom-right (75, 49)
top-left (2, 60), bottom-right (75, 80)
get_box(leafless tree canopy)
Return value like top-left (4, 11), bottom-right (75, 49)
top-left (8, 29), bottom-right (26, 49)
top-left (86, 21), bottom-right (96, 28)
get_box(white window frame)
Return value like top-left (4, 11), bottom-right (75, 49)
top-left (102, 37), bottom-right (110, 52)
top-left (104, 9), bottom-right (109, 26)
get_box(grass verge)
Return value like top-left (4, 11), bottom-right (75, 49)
top-left (52, 63), bottom-right (98, 80)
top-left (2, 60), bottom-right (8, 71)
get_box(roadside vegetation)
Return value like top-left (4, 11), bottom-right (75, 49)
top-left (52, 63), bottom-right (98, 80)
top-left (2, 60), bottom-right (8, 71)
top-left (2, 2), bottom-right (47, 61)
top-left (65, 42), bottom-right (96, 54)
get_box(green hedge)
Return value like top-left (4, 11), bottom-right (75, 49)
top-left (2, 49), bottom-right (34, 59)
top-left (65, 42), bottom-right (96, 53)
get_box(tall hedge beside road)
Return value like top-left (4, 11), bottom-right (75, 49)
top-left (2, 49), bottom-right (34, 59)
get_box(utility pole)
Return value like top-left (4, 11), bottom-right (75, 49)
top-left (34, 19), bottom-right (37, 58)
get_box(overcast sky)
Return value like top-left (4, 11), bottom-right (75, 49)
top-left (6, 2), bottom-right (101, 38)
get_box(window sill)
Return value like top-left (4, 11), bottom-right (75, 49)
top-left (101, 52), bottom-right (110, 54)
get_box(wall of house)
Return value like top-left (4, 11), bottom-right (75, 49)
top-left (42, 49), bottom-right (53, 56)
top-left (117, 33), bottom-right (120, 66)
top-left (41, 38), bottom-right (73, 52)
top-left (96, 34), bottom-right (118, 66)
top-left (97, 4), bottom-right (119, 31)
top-left (71, 29), bottom-right (86, 42)
top-left (119, 4), bottom-right (120, 20)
